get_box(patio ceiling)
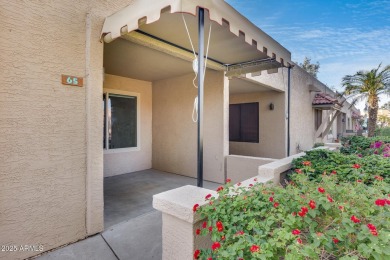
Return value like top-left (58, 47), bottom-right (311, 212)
top-left (101, 0), bottom-right (292, 77)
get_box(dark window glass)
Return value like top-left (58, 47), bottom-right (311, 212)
top-left (103, 93), bottom-right (106, 149)
top-left (315, 109), bottom-right (322, 130)
top-left (103, 94), bottom-right (137, 149)
top-left (229, 102), bottom-right (259, 143)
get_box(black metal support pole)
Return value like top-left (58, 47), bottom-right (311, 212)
top-left (287, 67), bottom-right (291, 156)
top-left (197, 8), bottom-right (205, 187)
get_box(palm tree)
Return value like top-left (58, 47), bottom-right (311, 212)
top-left (342, 63), bottom-right (390, 137)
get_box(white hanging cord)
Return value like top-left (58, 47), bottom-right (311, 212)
top-left (183, 13), bottom-right (212, 123)
top-left (192, 23), bottom-right (212, 123)
top-left (203, 23), bottom-right (212, 83)
top-left (182, 13), bottom-right (199, 91)
top-left (182, 14), bottom-right (197, 59)
top-left (192, 96), bottom-right (198, 122)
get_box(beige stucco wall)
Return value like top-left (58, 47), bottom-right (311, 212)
top-left (226, 155), bottom-right (276, 184)
top-left (249, 66), bottom-right (341, 154)
top-left (0, 1), bottom-right (142, 259)
top-left (229, 91), bottom-right (286, 159)
top-left (103, 74), bottom-right (152, 177)
top-left (288, 66), bottom-right (338, 153)
top-left (152, 71), bottom-right (226, 184)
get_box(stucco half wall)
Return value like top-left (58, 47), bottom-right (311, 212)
top-left (103, 74), bottom-right (153, 177)
top-left (152, 71), bottom-right (227, 184)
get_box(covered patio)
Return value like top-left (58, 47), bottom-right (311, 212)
top-left (104, 169), bottom-right (220, 228)
top-left (101, 0), bottom-right (292, 237)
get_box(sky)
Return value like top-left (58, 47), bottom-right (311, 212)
top-left (226, 0), bottom-right (390, 109)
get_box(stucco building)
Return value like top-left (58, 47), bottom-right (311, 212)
top-left (0, 0), bottom-right (359, 259)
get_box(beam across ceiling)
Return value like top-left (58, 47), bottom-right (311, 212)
top-left (121, 31), bottom-right (226, 71)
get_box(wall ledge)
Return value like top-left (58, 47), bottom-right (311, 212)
top-left (153, 185), bottom-right (218, 224)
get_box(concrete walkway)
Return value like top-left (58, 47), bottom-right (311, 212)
top-left (35, 170), bottom-right (220, 260)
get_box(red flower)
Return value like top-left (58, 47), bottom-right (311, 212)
top-left (338, 205), bottom-right (344, 211)
top-left (216, 186), bottom-right (224, 192)
top-left (194, 249), bottom-right (200, 259)
top-left (350, 215), bottom-right (361, 223)
top-left (357, 179), bottom-right (362, 183)
top-left (375, 175), bottom-right (383, 181)
top-left (235, 231), bottom-right (244, 236)
top-left (205, 194), bottom-right (212, 200)
top-left (292, 229), bottom-right (301, 235)
top-left (211, 242), bottom-right (221, 251)
top-left (367, 223), bottom-right (378, 236)
top-left (327, 195), bottom-right (333, 203)
top-left (367, 223), bottom-right (376, 230)
top-left (302, 161), bottom-right (311, 166)
top-left (332, 238), bottom-right (339, 244)
top-left (292, 212), bottom-right (297, 216)
top-left (249, 184), bottom-right (253, 187)
top-left (216, 221), bottom-right (224, 232)
top-left (295, 169), bottom-right (303, 174)
top-left (331, 170), bottom-right (337, 175)
top-left (269, 197), bottom-right (274, 202)
top-left (298, 206), bottom-right (308, 217)
top-left (202, 221), bottom-right (207, 228)
top-left (208, 226), bottom-right (213, 232)
top-left (352, 164), bottom-right (361, 169)
top-left (253, 178), bottom-right (257, 181)
top-left (196, 229), bottom-right (201, 235)
top-left (237, 182), bottom-right (241, 186)
top-left (309, 200), bottom-right (316, 209)
top-left (273, 202), bottom-right (279, 208)
top-left (250, 245), bottom-right (260, 253)
top-left (375, 199), bottom-right (386, 206)
top-left (193, 204), bottom-right (199, 212)
top-left (226, 178), bottom-right (231, 183)
top-left (207, 258), bottom-right (212, 260)
top-left (297, 238), bottom-right (303, 244)
top-left (318, 187), bottom-right (325, 193)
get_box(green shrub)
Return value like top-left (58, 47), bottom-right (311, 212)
top-left (313, 143), bottom-right (325, 148)
top-left (291, 149), bottom-right (390, 184)
top-left (379, 127), bottom-right (390, 137)
top-left (195, 173), bottom-right (390, 259)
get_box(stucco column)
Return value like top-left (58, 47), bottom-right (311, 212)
top-left (153, 185), bottom-right (217, 260)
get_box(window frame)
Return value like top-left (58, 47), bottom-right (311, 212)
top-left (103, 88), bottom-right (141, 154)
top-left (314, 109), bottom-right (323, 131)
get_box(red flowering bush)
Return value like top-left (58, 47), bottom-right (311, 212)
top-left (292, 149), bottom-right (390, 184)
top-left (194, 168), bottom-right (390, 259)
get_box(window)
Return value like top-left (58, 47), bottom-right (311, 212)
top-left (229, 102), bottom-right (259, 143)
top-left (103, 91), bottom-right (138, 150)
top-left (315, 109), bottom-right (322, 130)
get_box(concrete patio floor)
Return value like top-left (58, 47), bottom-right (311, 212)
top-left (34, 169), bottom-right (221, 260)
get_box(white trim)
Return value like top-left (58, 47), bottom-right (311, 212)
top-left (103, 88), bottom-right (141, 154)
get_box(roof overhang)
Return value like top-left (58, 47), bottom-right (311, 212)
top-left (313, 104), bottom-right (342, 111)
top-left (101, 0), bottom-right (292, 75)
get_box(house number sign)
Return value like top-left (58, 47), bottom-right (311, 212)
top-left (61, 75), bottom-right (83, 87)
